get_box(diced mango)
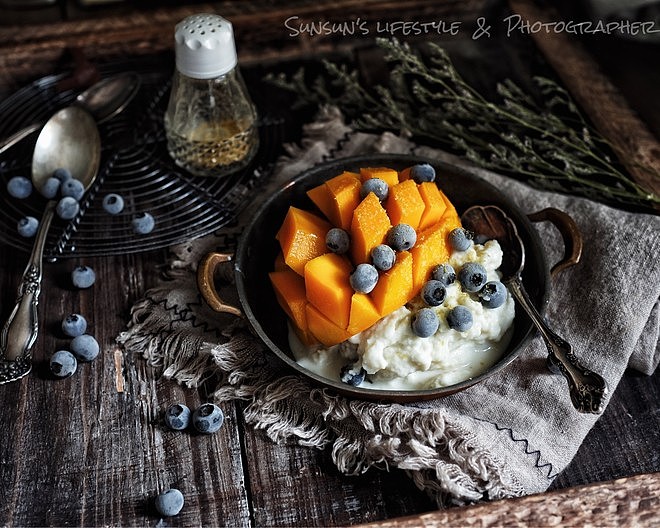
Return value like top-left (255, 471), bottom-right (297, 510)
top-left (418, 182), bottom-right (448, 231)
top-left (306, 304), bottom-right (352, 347)
top-left (385, 179), bottom-right (426, 230)
top-left (347, 293), bottom-right (381, 335)
top-left (306, 184), bottom-right (335, 221)
top-left (410, 221), bottom-right (454, 290)
top-left (276, 207), bottom-right (333, 276)
top-left (350, 192), bottom-right (392, 264)
top-left (439, 190), bottom-right (461, 228)
top-left (304, 253), bottom-right (353, 329)
top-left (273, 252), bottom-right (288, 272)
top-left (359, 167), bottom-right (399, 187)
top-left (325, 171), bottom-right (362, 230)
top-left (269, 269), bottom-right (309, 333)
top-left (370, 251), bottom-right (415, 317)
top-left (398, 166), bottom-right (412, 181)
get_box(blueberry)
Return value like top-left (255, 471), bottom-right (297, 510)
top-left (478, 280), bottom-right (507, 309)
top-left (62, 313), bottom-right (87, 337)
top-left (326, 228), bottom-right (350, 254)
top-left (431, 263), bottom-right (456, 286)
top-left (52, 168), bottom-right (73, 183)
top-left (7, 176), bottom-right (32, 199)
top-left (458, 262), bottom-right (488, 293)
top-left (155, 488), bottom-right (185, 517)
top-left (132, 212), bottom-right (155, 235)
top-left (449, 227), bottom-right (473, 252)
top-left (70, 334), bottom-right (100, 362)
top-left (60, 178), bottom-right (85, 201)
top-left (474, 234), bottom-right (490, 245)
top-left (360, 178), bottom-right (389, 201)
top-left (71, 265), bottom-right (96, 288)
top-left (40, 177), bottom-right (61, 199)
top-left (340, 364), bottom-right (367, 386)
top-left (447, 306), bottom-right (473, 332)
top-left (56, 196), bottom-right (80, 220)
top-left (410, 163), bottom-right (436, 183)
top-left (349, 263), bottom-right (379, 293)
top-left (17, 216), bottom-right (39, 238)
top-left (370, 244), bottom-right (396, 271)
top-left (164, 403), bottom-right (191, 431)
top-left (421, 280), bottom-right (447, 307)
top-left (411, 307), bottom-right (439, 338)
top-left (387, 224), bottom-right (417, 251)
top-left (102, 193), bottom-right (124, 215)
top-left (50, 350), bottom-right (77, 378)
top-left (192, 403), bottom-right (224, 434)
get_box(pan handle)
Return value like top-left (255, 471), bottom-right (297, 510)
top-left (527, 208), bottom-right (583, 279)
top-left (197, 252), bottom-right (242, 317)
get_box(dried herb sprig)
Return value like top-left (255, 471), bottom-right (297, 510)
top-left (268, 38), bottom-right (658, 208)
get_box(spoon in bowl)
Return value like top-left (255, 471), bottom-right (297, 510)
top-left (0, 72), bottom-right (140, 155)
top-left (0, 106), bottom-right (101, 384)
top-left (461, 204), bottom-right (608, 414)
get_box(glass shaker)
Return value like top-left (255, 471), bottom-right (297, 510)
top-left (164, 13), bottom-right (259, 177)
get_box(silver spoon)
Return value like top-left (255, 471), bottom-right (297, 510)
top-left (0, 106), bottom-right (101, 384)
top-left (0, 72), bottom-right (140, 155)
top-left (461, 205), bottom-right (608, 414)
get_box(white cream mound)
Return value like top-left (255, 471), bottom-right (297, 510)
top-left (291, 240), bottom-right (515, 391)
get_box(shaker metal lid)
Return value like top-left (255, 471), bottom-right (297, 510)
top-left (174, 13), bottom-right (238, 79)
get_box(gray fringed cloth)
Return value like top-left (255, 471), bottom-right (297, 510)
top-left (118, 107), bottom-right (660, 506)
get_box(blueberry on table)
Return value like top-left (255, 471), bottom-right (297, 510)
top-left (349, 263), bottom-right (379, 293)
top-left (360, 178), bottom-right (389, 201)
top-left (155, 488), bottom-right (185, 517)
top-left (40, 177), bottom-right (61, 199)
top-left (62, 313), bottom-right (87, 337)
top-left (56, 196), bottom-right (80, 220)
top-left (431, 263), bottom-right (456, 286)
top-left (50, 350), bottom-right (77, 378)
top-left (326, 227), bottom-right (350, 254)
top-left (17, 216), bottom-right (39, 238)
top-left (449, 227), bottom-right (473, 252)
top-left (52, 168), bottom-right (72, 182)
top-left (387, 223), bottom-right (417, 251)
top-left (71, 265), bottom-right (96, 289)
top-left (340, 364), bottom-right (367, 386)
top-left (411, 307), bottom-right (440, 338)
top-left (7, 176), bottom-right (32, 199)
top-left (192, 403), bottom-right (224, 434)
top-left (164, 403), bottom-right (192, 431)
top-left (421, 280), bottom-right (447, 307)
top-left (410, 163), bottom-right (436, 183)
top-left (132, 212), bottom-right (155, 235)
top-left (458, 262), bottom-right (488, 293)
top-left (478, 280), bottom-right (507, 309)
top-left (447, 306), bottom-right (473, 332)
top-left (102, 193), bottom-right (124, 215)
top-left (60, 178), bottom-right (85, 201)
top-left (70, 334), bottom-right (100, 362)
top-left (371, 244), bottom-right (396, 271)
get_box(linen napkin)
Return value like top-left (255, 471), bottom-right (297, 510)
top-left (118, 107), bottom-right (660, 506)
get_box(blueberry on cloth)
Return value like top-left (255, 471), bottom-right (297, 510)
top-left (164, 403), bottom-right (191, 431)
top-left (62, 313), bottom-right (87, 337)
top-left (447, 306), bottom-right (473, 332)
top-left (132, 212), bottom-right (155, 235)
top-left (17, 216), bottom-right (39, 238)
top-left (70, 334), bottom-right (100, 362)
top-left (50, 350), bottom-right (77, 378)
top-left (71, 265), bottom-right (96, 289)
top-left (349, 263), bottom-right (379, 293)
top-left (56, 196), bottom-right (80, 220)
top-left (387, 223), bottom-right (417, 251)
top-left (431, 263), bottom-right (456, 286)
top-left (40, 177), bottom-right (61, 199)
top-left (326, 227), bottom-right (350, 254)
top-left (7, 176), bottom-right (32, 199)
top-left (102, 193), bottom-right (124, 215)
top-left (52, 168), bottom-right (72, 183)
top-left (410, 163), bottom-right (436, 183)
top-left (155, 488), bottom-right (185, 517)
top-left (192, 403), bottom-right (224, 434)
top-left (458, 262), bottom-right (488, 293)
top-left (449, 227), bottom-right (473, 252)
top-left (411, 307), bottom-right (440, 338)
top-left (478, 280), bottom-right (507, 309)
top-left (371, 244), bottom-right (396, 271)
top-left (60, 178), bottom-right (85, 201)
top-left (421, 280), bottom-right (447, 307)
top-left (340, 365), bottom-right (367, 387)
top-left (360, 178), bottom-right (389, 201)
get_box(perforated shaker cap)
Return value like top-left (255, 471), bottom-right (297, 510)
top-left (174, 14), bottom-right (238, 79)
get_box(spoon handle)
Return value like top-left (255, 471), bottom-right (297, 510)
top-left (0, 201), bottom-right (55, 371)
top-left (0, 122), bottom-right (42, 155)
top-left (507, 277), bottom-right (608, 414)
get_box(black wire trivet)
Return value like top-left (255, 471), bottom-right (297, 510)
top-left (0, 59), bottom-right (286, 258)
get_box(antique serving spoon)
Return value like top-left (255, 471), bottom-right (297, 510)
top-left (0, 106), bottom-right (101, 384)
top-left (0, 72), bottom-right (139, 155)
top-left (461, 205), bottom-right (608, 414)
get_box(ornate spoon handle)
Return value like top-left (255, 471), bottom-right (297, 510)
top-left (0, 201), bottom-right (55, 382)
top-left (506, 276), bottom-right (608, 414)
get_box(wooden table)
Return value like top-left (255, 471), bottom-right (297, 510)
top-left (1, 2), bottom-right (659, 526)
